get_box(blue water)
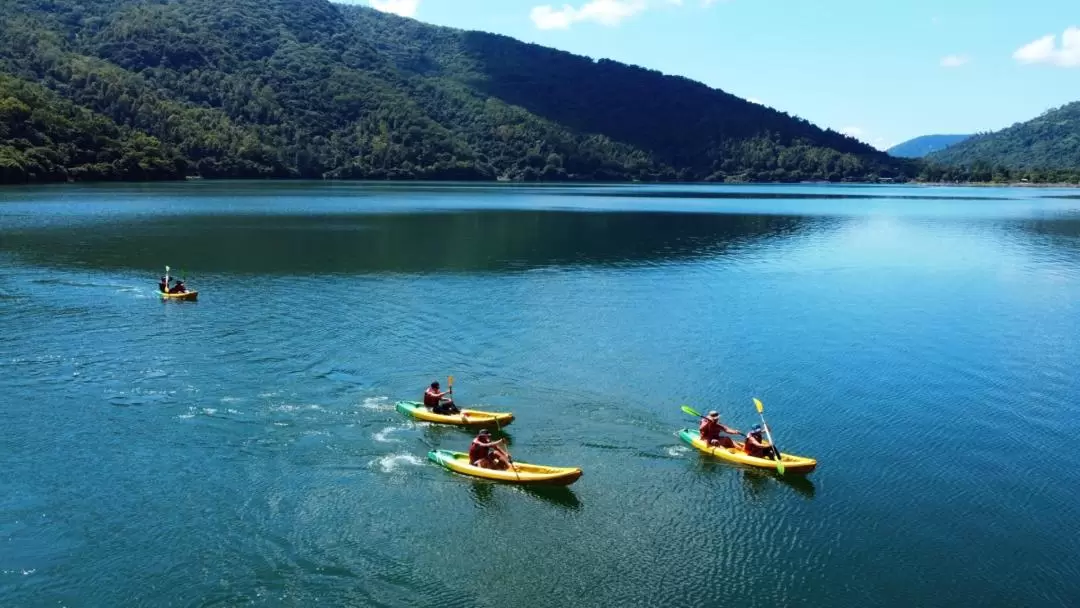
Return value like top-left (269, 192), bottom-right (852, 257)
top-left (2, 182), bottom-right (1079, 607)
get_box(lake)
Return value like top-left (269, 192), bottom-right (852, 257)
top-left (2, 182), bottom-right (1079, 607)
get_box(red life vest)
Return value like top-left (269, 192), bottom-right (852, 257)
top-left (745, 432), bottom-right (766, 456)
top-left (699, 418), bottom-right (719, 441)
top-left (468, 439), bottom-right (490, 464)
top-left (423, 388), bottom-right (440, 407)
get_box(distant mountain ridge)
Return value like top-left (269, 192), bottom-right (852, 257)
top-left (0, 0), bottom-right (910, 184)
top-left (887, 134), bottom-right (970, 158)
top-left (927, 102), bottom-right (1080, 170)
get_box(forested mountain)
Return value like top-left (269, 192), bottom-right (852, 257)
top-left (887, 134), bottom-right (970, 158)
top-left (927, 103), bottom-right (1080, 171)
top-left (0, 0), bottom-right (910, 184)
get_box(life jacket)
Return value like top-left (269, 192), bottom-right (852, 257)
top-left (468, 438), bottom-right (490, 464)
top-left (423, 388), bottom-right (440, 407)
top-left (745, 432), bottom-right (766, 456)
top-left (699, 418), bottom-right (719, 441)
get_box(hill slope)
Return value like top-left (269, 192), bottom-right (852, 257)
top-left (887, 134), bottom-right (970, 158)
top-left (0, 0), bottom-right (911, 184)
top-left (927, 103), bottom-right (1080, 170)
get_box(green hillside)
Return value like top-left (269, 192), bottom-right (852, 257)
top-left (0, 0), bottom-right (911, 184)
top-left (928, 103), bottom-right (1080, 171)
top-left (887, 134), bottom-right (970, 158)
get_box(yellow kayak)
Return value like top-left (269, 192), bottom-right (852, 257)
top-left (395, 401), bottom-right (514, 428)
top-left (160, 290), bottom-right (198, 301)
top-left (427, 450), bottom-right (582, 486)
top-left (678, 429), bottom-right (817, 474)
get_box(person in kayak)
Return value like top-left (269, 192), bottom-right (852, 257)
top-left (468, 430), bottom-right (508, 470)
top-left (699, 411), bottom-right (742, 448)
top-left (158, 276), bottom-right (169, 293)
top-left (744, 424), bottom-right (778, 460)
top-left (168, 280), bottom-right (187, 294)
top-left (423, 381), bottom-right (459, 415)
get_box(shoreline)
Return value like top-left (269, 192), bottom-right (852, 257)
top-left (2, 177), bottom-right (1078, 189)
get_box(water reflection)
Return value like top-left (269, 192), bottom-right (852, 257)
top-left (519, 485), bottom-right (582, 510)
top-left (739, 468), bottom-right (817, 500)
top-left (0, 210), bottom-right (814, 274)
top-left (691, 454), bottom-right (816, 500)
top-left (467, 479), bottom-right (582, 511)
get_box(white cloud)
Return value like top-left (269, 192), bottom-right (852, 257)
top-left (940, 54), bottom-right (970, 68)
top-left (530, 0), bottom-right (721, 30)
top-left (368, 0), bottom-right (419, 17)
top-left (531, 0), bottom-right (647, 29)
top-left (1014, 27), bottom-right (1080, 67)
top-left (840, 126), bottom-right (890, 151)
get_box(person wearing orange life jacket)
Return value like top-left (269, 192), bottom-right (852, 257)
top-left (423, 381), bottom-right (459, 415)
top-left (468, 429), bottom-right (508, 470)
top-left (744, 424), bottom-right (778, 460)
top-left (699, 411), bottom-right (742, 448)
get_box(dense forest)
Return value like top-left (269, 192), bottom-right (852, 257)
top-left (927, 103), bottom-right (1080, 172)
top-left (887, 134), bottom-right (970, 159)
top-left (0, 0), bottom-right (915, 185)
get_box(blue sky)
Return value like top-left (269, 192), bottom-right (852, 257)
top-left (351, 0), bottom-right (1079, 150)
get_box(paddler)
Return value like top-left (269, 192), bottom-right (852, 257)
top-left (699, 411), bottom-right (742, 448)
top-left (423, 381), bottom-right (459, 415)
top-left (169, 280), bottom-right (187, 294)
top-left (744, 424), bottom-right (778, 460)
top-left (158, 276), bottom-right (169, 293)
top-left (468, 429), bottom-right (508, 470)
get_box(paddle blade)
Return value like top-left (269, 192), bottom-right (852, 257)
top-left (165, 265), bottom-right (170, 272)
top-left (681, 405), bottom-right (702, 418)
top-left (448, 375), bottom-right (454, 389)
top-left (777, 461), bottom-right (785, 475)
top-left (753, 398), bottom-right (764, 413)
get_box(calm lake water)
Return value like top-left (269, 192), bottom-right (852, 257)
top-left (2, 182), bottom-right (1080, 607)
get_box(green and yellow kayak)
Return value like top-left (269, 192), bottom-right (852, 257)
top-left (160, 290), bottom-right (198, 301)
top-left (678, 429), bottom-right (817, 474)
top-left (427, 449), bottom-right (582, 486)
top-left (395, 401), bottom-right (514, 428)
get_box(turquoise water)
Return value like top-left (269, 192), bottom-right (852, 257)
top-left (2, 182), bottom-right (1079, 607)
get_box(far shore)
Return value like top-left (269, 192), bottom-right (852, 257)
top-left (3, 177), bottom-right (1079, 189)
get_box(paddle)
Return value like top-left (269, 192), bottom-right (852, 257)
top-left (681, 405), bottom-right (708, 421)
top-left (496, 440), bottom-right (522, 482)
top-left (753, 398), bottom-right (785, 475)
top-left (164, 265), bottom-right (170, 293)
top-left (448, 375), bottom-right (470, 423)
